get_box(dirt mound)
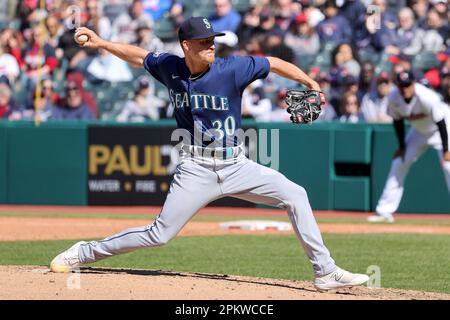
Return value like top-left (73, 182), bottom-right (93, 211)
top-left (0, 266), bottom-right (448, 300)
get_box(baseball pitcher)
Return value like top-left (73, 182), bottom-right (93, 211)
top-left (50, 17), bottom-right (369, 291)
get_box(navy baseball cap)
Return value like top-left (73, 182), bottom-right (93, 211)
top-left (395, 70), bottom-right (415, 87)
top-left (178, 17), bottom-right (225, 41)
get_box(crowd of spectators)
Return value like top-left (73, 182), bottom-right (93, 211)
top-left (0, 0), bottom-right (448, 123)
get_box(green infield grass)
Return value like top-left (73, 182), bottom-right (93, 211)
top-left (0, 233), bottom-right (449, 293)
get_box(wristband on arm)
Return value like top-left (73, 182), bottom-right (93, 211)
top-left (436, 119), bottom-right (449, 153)
top-left (393, 119), bottom-right (405, 150)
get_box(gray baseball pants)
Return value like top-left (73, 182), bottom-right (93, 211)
top-left (78, 148), bottom-right (337, 277)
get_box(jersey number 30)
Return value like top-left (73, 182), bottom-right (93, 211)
top-left (212, 116), bottom-right (236, 140)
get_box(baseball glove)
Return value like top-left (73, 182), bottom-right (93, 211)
top-left (285, 89), bottom-right (323, 124)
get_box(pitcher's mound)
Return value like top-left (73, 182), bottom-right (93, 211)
top-left (0, 266), bottom-right (448, 300)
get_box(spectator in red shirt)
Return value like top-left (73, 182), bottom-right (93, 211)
top-left (285, 14), bottom-right (321, 56)
top-left (440, 55), bottom-right (450, 104)
top-left (64, 72), bottom-right (98, 118)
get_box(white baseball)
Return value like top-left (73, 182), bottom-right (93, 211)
top-left (74, 33), bottom-right (89, 45)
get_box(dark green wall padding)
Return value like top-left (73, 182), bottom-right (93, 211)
top-left (0, 122), bottom-right (7, 203)
top-left (0, 120), bottom-right (448, 213)
top-left (257, 123), bottom-right (334, 210)
top-left (332, 124), bottom-right (372, 211)
top-left (2, 121), bottom-right (88, 205)
top-left (334, 124), bottom-right (372, 164)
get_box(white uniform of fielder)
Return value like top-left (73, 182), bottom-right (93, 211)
top-left (370, 77), bottom-right (450, 222)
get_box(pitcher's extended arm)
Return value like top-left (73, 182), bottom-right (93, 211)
top-left (74, 27), bottom-right (149, 68)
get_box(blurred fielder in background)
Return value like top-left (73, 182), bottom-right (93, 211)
top-left (368, 70), bottom-right (450, 223)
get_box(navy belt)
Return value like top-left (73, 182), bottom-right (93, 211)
top-left (181, 144), bottom-right (243, 159)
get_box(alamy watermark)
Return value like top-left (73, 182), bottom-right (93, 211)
top-left (65, 5), bottom-right (82, 30)
top-left (170, 121), bottom-right (280, 171)
top-left (366, 5), bottom-right (382, 31)
top-left (366, 265), bottom-right (381, 288)
top-left (66, 267), bottom-right (81, 290)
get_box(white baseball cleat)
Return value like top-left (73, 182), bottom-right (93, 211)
top-left (314, 267), bottom-right (370, 291)
top-left (367, 214), bottom-right (395, 223)
top-left (50, 241), bottom-right (86, 273)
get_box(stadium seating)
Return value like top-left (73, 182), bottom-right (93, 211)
top-left (52, 59), bottom-right (68, 90)
top-left (130, 66), bottom-right (148, 79)
top-left (310, 43), bottom-right (336, 72)
top-left (103, 3), bottom-right (129, 23)
top-left (189, 0), bottom-right (216, 18)
top-left (154, 79), bottom-right (169, 101)
top-left (295, 54), bottom-right (316, 73)
top-left (312, 51), bottom-right (332, 72)
top-left (154, 15), bottom-right (177, 41)
top-left (412, 52), bottom-right (440, 72)
top-left (231, 0), bottom-right (251, 13)
top-left (95, 88), bottom-right (120, 117)
top-left (11, 84), bottom-right (28, 106)
top-left (358, 51), bottom-right (381, 65)
top-left (374, 53), bottom-right (393, 75)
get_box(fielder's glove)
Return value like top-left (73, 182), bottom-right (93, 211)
top-left (285, 89), bottom-right (324, 124)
